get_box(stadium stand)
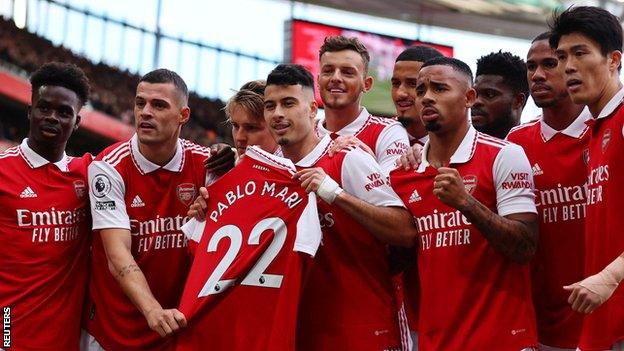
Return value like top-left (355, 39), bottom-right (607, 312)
top-left (0, 16), bottom-right (231, 153)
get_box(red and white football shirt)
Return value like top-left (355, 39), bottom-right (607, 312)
top-left (0, 139), bottom-right (91, 351)
top-left (390, 126), bottom-right (538, 351)
top-left (316, 107), bottom-right (409, 175)
top-left (507, 110), bottom-right (591, 348)
top-left (296, 135), bottom-right (406, 351)
top-left (85, 135), bottom-right (209, 351)
top-left (578, 87), bottom-right (624, 351)
top-left (176, 146), bottom-right (322, 351)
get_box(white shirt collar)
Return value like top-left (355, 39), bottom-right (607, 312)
top-left (316, 107), bottom-right (369, 136)
top-left (296, 135), bottom-right (332, 168)
top-left (540, 107), bottom-right (592, 141)
top-left (245, 145), bottom-right (296, 173)
top-left (416, 126), bottom-right (477, 173)
top-left (130, 134), bottom-right (184, 174)
top-left (597, 85), bottom-right (624, 119)
top-left (19, 138), bottom-right (69, 171)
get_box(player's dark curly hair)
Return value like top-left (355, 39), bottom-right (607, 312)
top-left (30, 62), bottom-right (90, 105)
top-left (549, 6), bottom-right (622, 56)
top-left (422, 56), bottom-right (473, 83)
top-left (476, 51), bottom-right (529, 102)
top-left (266, 64), bottom-right (315, 93)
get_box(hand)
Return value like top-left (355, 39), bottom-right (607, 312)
top-left (186, 187), bottom-right (209, 221)
top-left (328, 136), bottom-right (374, 158)
top-left (294, 168), bottom-right (328, 193)
top-left (396, 143), bottom-right (423, 170)
top-left (564, 267), bottom-right (622, 314)
top-left (433, 167), bottom-right (471, 209)
top-left (145, 308), bottom-right (187, 337)
top-left (205, 143), bottom-right (236, 176)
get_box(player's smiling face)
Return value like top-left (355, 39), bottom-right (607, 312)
top-left (263, 84), bottom-right (317, 147)
top-left (134, 82), bottom-right (189, 146)
top-left (28, 85), bottom-right (81, 147)
top-left (230, 104), bottom-right (277, 157)
top-left (318, 50), bottom-right (372, 110)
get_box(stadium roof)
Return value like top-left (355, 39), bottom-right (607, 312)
top-left (297, 0), bottom-right (572, 40)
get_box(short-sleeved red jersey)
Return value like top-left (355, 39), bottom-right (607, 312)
top-left (507, 111), bottom-right (590, 348)
top-left (0, 139), bottom-right (91, 351)
top-left (578, 88), bottom-right (624, 350)
top-left (390, 127), bottom-right (538, 350)
top-left (85, 135), bottom-right (208, 351)
top-left (176, 146), bottom-right (322, 351)
top-left (296, 136), bottom-right (406, 351)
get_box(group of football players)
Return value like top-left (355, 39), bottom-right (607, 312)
top-left (1, 5), bottom-right (624, 351)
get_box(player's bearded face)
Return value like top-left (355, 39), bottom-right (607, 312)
top-left (134, 82), bottom-right (188, 145)
top-left (318, 50), bottom-right (370, 110)
top-left (264, 85), bottom-right (316, 147)
top-left (416, 65), bottom-right (474, 134)
top-left (28, 85), bottom-right (81, 147)
top-left (527, 40), bottom-right (569, 108)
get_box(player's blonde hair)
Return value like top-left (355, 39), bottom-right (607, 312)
top-left (224, 80), bottom-right (266, 122)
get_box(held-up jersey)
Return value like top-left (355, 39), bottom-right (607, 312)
top-left (86, 135), bottom-right (209, 351)
top-left (0, 139), bottom-right (91, 351)
top-left (316, 107), bottom-right (409, 175)
top-left (578, 87), bottom-right (624, 351)
top-left (176, 146), bottom-right (322, 351)
top-left (390, 127), bottom-right (538, 351)
top-left (507, 110), bottom-right (590, 348)
top-left (297, 135), bottom-right (406, 351)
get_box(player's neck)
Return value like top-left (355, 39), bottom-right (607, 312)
top-left (407, 121), bottom-right (427, 140)
top-left (427, 122), bottom-right (469, 168)
top-left (27, 138), bottom-right (65, 163)
top-left (282, 134), bottom-right (320, 163)
top-left (542, 98), bottom-right (584, 131)
top-left (138, 137), bottom-right (178, 166)
top-left (323, 105), bottom-right (362, 132)
top-left (588, 78), bottom-right (623, 118)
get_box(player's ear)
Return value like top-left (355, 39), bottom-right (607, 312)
top-left (180, 106), bottom-right (191, 125)
top-left (512, 93), bottom-right (527, 110)
top-left (608, 50), bottom-right (622, 73)
top-left (465, 88), bottom-right (477, 108)
top-left (363, 75), bottom-right (373, 93)
top-left (74, 115), bottom-right (81, 131)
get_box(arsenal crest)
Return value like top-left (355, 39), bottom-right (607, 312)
top-left (602, 129), bottom-right (611, 153)
top-left (177, 183), bottom-right (197, 206)
top-left (582, 148), bottom-right (590, 165)
top-left (462, 175), bottom-right (478, 195)
top-left (73, 180), bottom-right (86, 199)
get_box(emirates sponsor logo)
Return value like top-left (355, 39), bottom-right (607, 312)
top-left (177, 183), bottom-right (196, 206)
top-left (16, 207), bottom-right (87, 226)
top-left (130, 215), bottom-right (188, 237)
top-left (531, 163), bottom-right (543, 176)
top-left (462, 175), bottom-right (478, 194)
top-left (130, 195), bottom-right (145, 208)
top-left (19, 186), bottom-right (37, 198)
top-left (408, 189), bottom-right (422, 203)
top-left (415, 209), bottom-right (471, 233)
top-left (536, 183), bottom-right (587, 206)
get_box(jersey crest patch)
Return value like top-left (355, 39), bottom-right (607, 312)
top-left (462, 175), bottom-right (478, 194)
top-left (177, 183), bottom-right (197, 206)
top-left (73, 180), bottom-right (87, 199)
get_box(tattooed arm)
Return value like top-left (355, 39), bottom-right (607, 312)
top-left (100, 228), bottom-right (187, 336)
top-left (434, 167), bottom-right (538, 264)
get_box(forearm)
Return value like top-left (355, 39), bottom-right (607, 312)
top-left (334, 192), bottom-right (418, 247)
top-left (458, 196), bottom-right (537, 264)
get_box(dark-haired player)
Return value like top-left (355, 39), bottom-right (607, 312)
top-left (507, 32), bottom-right (590, 351)
top-left (392, 45), bottom-right (444, 146)
top-left (389, 57), bottom-right (538, 350)
top-left (0, 62), bottom-right (92, 350)
top-left (84, 69), bottom-right (221, 351)
top-left (472, 50), bottom-right (529, 138)
top-left (550, 6), bottom-right (624, 350)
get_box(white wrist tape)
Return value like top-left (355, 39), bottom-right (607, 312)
top-left (316, 175), bottom-right (343, 204)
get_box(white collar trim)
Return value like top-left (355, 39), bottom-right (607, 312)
top-left (597, 85), bottom-right (624, 119)
top-left (540, 106), bottom-right (591, 141)
top-left (416, 126), bottom-right (477, 173)
top-left (130, 134), bottom-right (184, 174)
top-left (316, 107), bottom-right (369, 136)
top-left (19, 138), bottom-right (68, 171)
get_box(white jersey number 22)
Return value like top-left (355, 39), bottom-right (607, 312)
top-left (198, 217), bottom-right (287, 297)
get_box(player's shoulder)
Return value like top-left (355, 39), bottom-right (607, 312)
top-left (181, 139), bottom-right (211, 160)
top-left (475, 132), bottom-right (512, 151)
top-left (507, 119), bottom-right (541, 140)
top-left (67, 153), bottom-right (94, 171)
top-left (96, 140), bottom-right (131, 166)
top-left (0, 145), bottom-right (21, 162)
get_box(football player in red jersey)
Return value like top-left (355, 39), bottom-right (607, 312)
top-left (389, 57), bottom-right (538, 350)
top-left (550, 6), bottom-right (624, 350)
top-left (507, 32), bottom-right (589, 351)
top-left (472, 51), bottom-right (529, 139)
top-left (84, 69), bottom-right (230, 351)
top-left (263, 64), bottom-right (418, 351)
top-left (0, 62), bottom-right (92, 351)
